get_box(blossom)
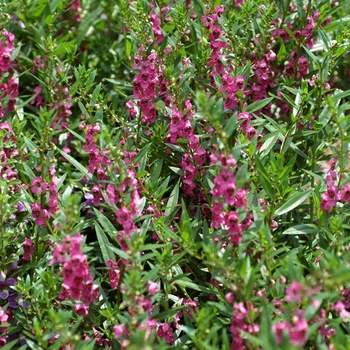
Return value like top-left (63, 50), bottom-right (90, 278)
top-left (30, 177), bottom-right (48, 194)
top-left (106, 259), bottom-right (120, 289)
top-left (285, 281), bottom-right (303, 303)
top-left (51, 234), bottom-right (99, 308)
top-left (157, 323), bottom-right (174, 344)
top-left (23, 238), bottom-right (35, 261)
top-left (114, 324), bottom-right (127, 339)
top-left (147, 281), bottom-right (158, 295)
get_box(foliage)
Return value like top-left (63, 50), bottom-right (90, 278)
top-left (1, 0), bottom-right (350, 349)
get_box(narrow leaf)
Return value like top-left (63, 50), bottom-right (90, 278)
top-left (274, 189), bottom-right (312, 216)
top-left (95, 222), bottom-right (114, 264)
top-left (165, 179), bottom-right (180, 217)
top-left (174, 279), bottom-right (212, 293)
top-left (245, 97), bottom-right (273, 113)
top-left (283, 224), bottom-right (318, 235)
top-left (93, 208), bottom-right (118, 243)
top-left (56, 148), bottom-right (92, 180)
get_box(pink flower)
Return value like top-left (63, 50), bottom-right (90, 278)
top-left (115, 206), bottom-right (135, 233)
top-left (106, 259), bottom-right (120, 289)
top-left (285, 281), bottom-right (303, 303)
top-left (289, 311), bottom-right (308, 347)
top-left (147, 281), bottom-right (158, 295)
top-left (30, 177), bottom-right (48, 194)
top-left (31, 203), bottom-right (50, 226)
top-left (74, 303), bottom-right (89, 318)
top-left (23, 238), bottom-right (35, 261)
top-left (0, 306), bottom-right (9, 333)
top-left (273, 320), bottom-right (291, 345)
top-left (114, 324), bottom-right (126, 339)
top-left (157, 323), bottom-right (174, 344)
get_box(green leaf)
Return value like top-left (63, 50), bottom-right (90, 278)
top-left (95, 222), bottom-right (115, 264)
top-left (165, 179), bottom-right (180, 217)
top-left (153, 306), bottom-right (188, 321)
top-left (318, 27), bottom-right (330, 51)
top-left (22, 162), bottom-right (36, 179)
top-left (66, 127), bottom-right (85, 143)
top-left (255, 156), bottom-right (273, 198)
top-left (274, 189), bottom-right (312, 216)
top-left (333, 89), bottom-right (350, 102)
top-left (126, 39), bottom-right (132, 58)
top-left (224, 111), bottom-right (238, 138)
top-left (109, 246), bottom-right (130, 261)
top-left (93, 208), bottom-right (118, 243)
top-left (23, 136), bottom-right (40, 159)
top-left (30, 0), bottom-right (46, 17)
top-left (0, 340), bottom-right (18, 350)
top-left (49, 0), bottom-right (63, 12)
top-left (76, 7), bottom-right (103, 47)
top-left (239, 255), bottom-right (251, 283)
top-left (150, 159), bottom-right (163, 185)
top-left (134, 143), bottom-right (152, 163)
top-left (56, 148), bottom-right (92, 180)
top-left (54, 40), bottom-right (76, 56)
top-left (174, 279), bottom-right (213, 293)
top-left (245, 97), bottom-right (273, 113)
top-left (179, 199), bottom-right (191, 243)
top-left (283, 224), bottom-right (318, 235)
top-left (78, 101), bottom-right (91, 120)
top-left (10, 44), bottom-right (21, 61)
top-left (259, 131), bottom-right (279, 158)
top-left (302, 45), bottom-right (320, 66)
top-left (155, 176), bottom-right (170, 198)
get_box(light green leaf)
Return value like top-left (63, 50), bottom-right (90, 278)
top-left (174, 279), bottom-right (213, 293)
top-left (274, 189), bottom-right (312, 216)
top-left (245, 97), bottom-right (273, 113)
top-left (56, 148), bottom-right (92, 180)
top-left (165, 179), bottom-right (180, 217)
top-left (93, 208), bottom-right (118, 243)
top-left (95, 222), bottom-right (115, 264)
top-left (283, 224), bottom-right (318, 235)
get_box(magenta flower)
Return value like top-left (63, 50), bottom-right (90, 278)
top-left (30, 177), bottom-right (48, 194)
top-left (147, 281), bottom-right (158, 295)
top-left (114, 324), bottom-right (126, 339)
top-left (285, 281), bottom-right (303, 303)
top-left (157, 323), bottom-right (174, 344)
top-left (106, 259), bottom-right (120, 289)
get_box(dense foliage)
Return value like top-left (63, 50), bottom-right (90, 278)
top-left (1, 0), bottom-right (350, 348)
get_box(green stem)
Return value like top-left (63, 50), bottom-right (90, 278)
top-left (310, 71), bottom-right (323, 224)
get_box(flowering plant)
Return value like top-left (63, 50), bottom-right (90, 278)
top-left (1, 0), bottom-right (350, 349)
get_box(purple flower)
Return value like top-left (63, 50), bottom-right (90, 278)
top-left (17, 201), bottom-right (26, 212)
top-left (0, 278), bottom-right (15, 299)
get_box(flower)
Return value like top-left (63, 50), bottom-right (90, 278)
top-left (157, 323), bottom-right (174, 344)
top-left (286, 281), bottom-right (303, 303)
top-left (30, 177), bottom-right (48, 194)
top-left (147, 281), bottom-right (158, 295)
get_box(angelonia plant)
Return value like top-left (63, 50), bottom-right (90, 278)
top-left (1, 0), bottom-right (350, 349)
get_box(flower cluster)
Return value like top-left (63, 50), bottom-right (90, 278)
top-left (51, 233), bottom-right (99, 317)
top-left (201, 6), bottom-right (228, 77)
top-left (229, 302), bottom-right (259, 350)
top-left (31, 83), bottom-right (73, 131)
top-left (0, 29), bottom-right (18, 118)
top-left (273, 310), bottom-right (308, 347)
top-left (30, 166), bottom-right (59, 226)
top-left (0, 273), bottom-right (27, 347)
top-left (106, 259), bottom-right (120, 289)
top-left (0, 122), bottom-right (19, 183)
top-left (320, 159), bottom-right (350, 212)
top-left (128, 52), bottom-right (169, 124)
top-left (210, 154), bottom-right (252, 245)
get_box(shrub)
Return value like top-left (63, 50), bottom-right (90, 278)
top-left (1, 0), bottom-right (350, 349)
